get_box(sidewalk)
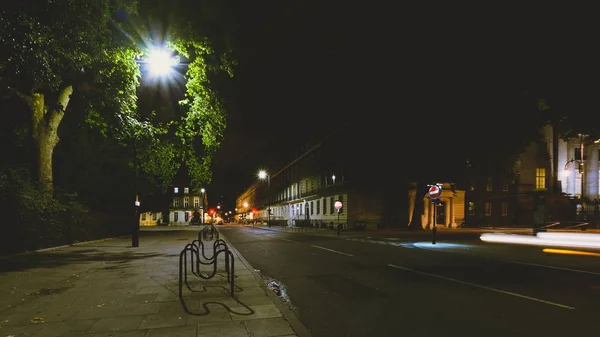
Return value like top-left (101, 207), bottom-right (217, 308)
top-left (0, 226), bottom-right (312, 337)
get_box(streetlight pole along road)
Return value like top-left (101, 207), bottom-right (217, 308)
top-left (131, 46), bottom-right (180, 247)
top-left (258, 170), bottom-right (271, 227)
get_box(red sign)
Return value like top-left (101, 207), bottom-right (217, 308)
top-left (428, 186), bottom-right (440, 199)
top-left (334, 201), bottom-right (343, 210)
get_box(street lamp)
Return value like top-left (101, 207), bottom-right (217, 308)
top-left (201, 188), bottom-right (206, 224)
top-left (258, 170), bottom-right (271, 227)
top-left (332, 174), bottom-right (336, 185)
top-left (131, 46), bottom-right (179, 248)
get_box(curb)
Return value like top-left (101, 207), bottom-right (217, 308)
top-left (217, 229), bottom-right (314, 337)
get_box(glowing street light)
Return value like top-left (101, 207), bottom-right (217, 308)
top-left (146, 47), bottom-right (179, 76)
top-left (258, 170), bottom-right (267, 180)
top-left (258, 169), bottom-right (271, 227)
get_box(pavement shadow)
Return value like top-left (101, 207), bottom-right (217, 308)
top-left (0, 249), bottom-right (166, 273)
top-left (179, 283), bottom-right (255, 317)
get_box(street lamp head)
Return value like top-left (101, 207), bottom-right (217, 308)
top-left (201, 188), bottom-right (205, 193)
top-left (147, 47), bottom-right (179, 77)
top-left (332, 174), bottom-right (336, 180)
top-left (243, 202), bottom-right (248, 208)
top-left (258, 170), bottom-right (268, 180)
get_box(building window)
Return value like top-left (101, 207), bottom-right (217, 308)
top-left (174, 187), bottom-right (179, 193)
top-left (323, 198), bottom-right (327, 215)
top-left (317, 200), bottom-right (320, 215)
top-left (574, 147), bottom-right (586, 161)
top-left (174, 212), bottom-right (179, 222)
top-left (184, 187), bottom-right (189, 194)
top-left (338, 195), bottom-right (343, 213)
top-left (310, 201), bottom-right (314, 215)
top-left (502, 202), bottom-right (508, 216)
top-left (485, 202), bottom-right (492, 216)
top-left (194, 198), bottom-right (199, 208)
top-left (486, 178), bottom-right (492, 191)
top-left (142, 213), bottom-right (146, 220)
top-left (184, 198), bottom-right (189, 208)
top-left (185, 212), bottom-right (189, 222)
top-left (174, 198), bottom-right (179, 207)
top-left (502, 181), bottom-right (509, 191)
top-left (152, 213), bottom-right (157, 220)
top-left (468, 202), bottom-right (475, 216)
top-left (536, 168), bottom-right (546, 190)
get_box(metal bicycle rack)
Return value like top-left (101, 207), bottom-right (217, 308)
top-left (201, 224), bottom-right (220, 241)
top-left (179, 225), bottom-right (234, 299)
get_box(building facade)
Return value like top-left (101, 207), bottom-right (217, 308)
top-left (408, 182), bottom-right (466, 229)
top-left (139, 211), bottom-right (164, 226)
top-left (464, 124), bottom-right (600, 227)
top-left (235, 128), bottom-right (419, 230)
top-left (168, 186), bottom-right (206, 226)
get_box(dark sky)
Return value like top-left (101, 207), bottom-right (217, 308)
top-left (207, 2), bottom-right (597, 208)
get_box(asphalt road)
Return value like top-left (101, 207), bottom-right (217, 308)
top-left (219, 225), bottom-right (600, 337)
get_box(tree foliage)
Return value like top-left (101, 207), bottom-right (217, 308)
top-left (0, 0), bottom-right (143, 197)
top-left (133, 0), bottom-right (238, 191)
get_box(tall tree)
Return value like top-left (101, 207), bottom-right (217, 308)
top-left (0, 0), bottom-right (140, 198)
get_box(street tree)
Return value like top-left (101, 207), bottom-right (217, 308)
top-left (0, 0), bottom-right (140, 199)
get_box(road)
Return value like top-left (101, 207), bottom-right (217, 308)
top-left (219, 225), bottom-right (600, 337)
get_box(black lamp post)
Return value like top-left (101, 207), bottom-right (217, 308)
top-left (258, 170), bottom-right (271, 227)
top-left (132, 138), bottom-right (140, 247)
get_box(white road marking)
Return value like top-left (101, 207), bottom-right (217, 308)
top-left (506, 260), bottom-right (600, 276)
top-left (387, 264), bottom-right (575, 310)
top-left (311, 245), bottom-right (354, 257)
top-left (280, 238), bottom-right (298, 243)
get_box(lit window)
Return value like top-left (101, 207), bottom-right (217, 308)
top-left (174, 187), bottom-right (179, 193)
top-left (194, 198), bottom-right (199, 208)
top-left (184, 198), bottom-right (189, 208)
top-left (174, 198), bottom-right (179, 207)
top-left (468, 201), bottom-right (475, 216)
top-left (536, 168), bottom-right (546, 189)
top-left (486, 178), bottom-right (492, 191)
top-left (485, 202), bottom-right (492, 216)
top-left (184, 187), bottom-right (189, 194)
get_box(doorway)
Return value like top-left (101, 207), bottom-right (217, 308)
top-left (436, 202), bottom-right (446, 225)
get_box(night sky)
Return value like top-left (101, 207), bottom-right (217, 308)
top-left (206, 2), bottom-right (597, 208)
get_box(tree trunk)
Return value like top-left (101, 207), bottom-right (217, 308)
top-left (22, 86), bottom-right (73, 199)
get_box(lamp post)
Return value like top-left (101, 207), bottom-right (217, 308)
top-left (132, 139), bottom-right (140, 247)
top-left (200, 188), bottom-right (205, 224)
top-left (131, 46), bottom-right (179, 248)
top-left (258, 170), bottom-right (271, 227)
